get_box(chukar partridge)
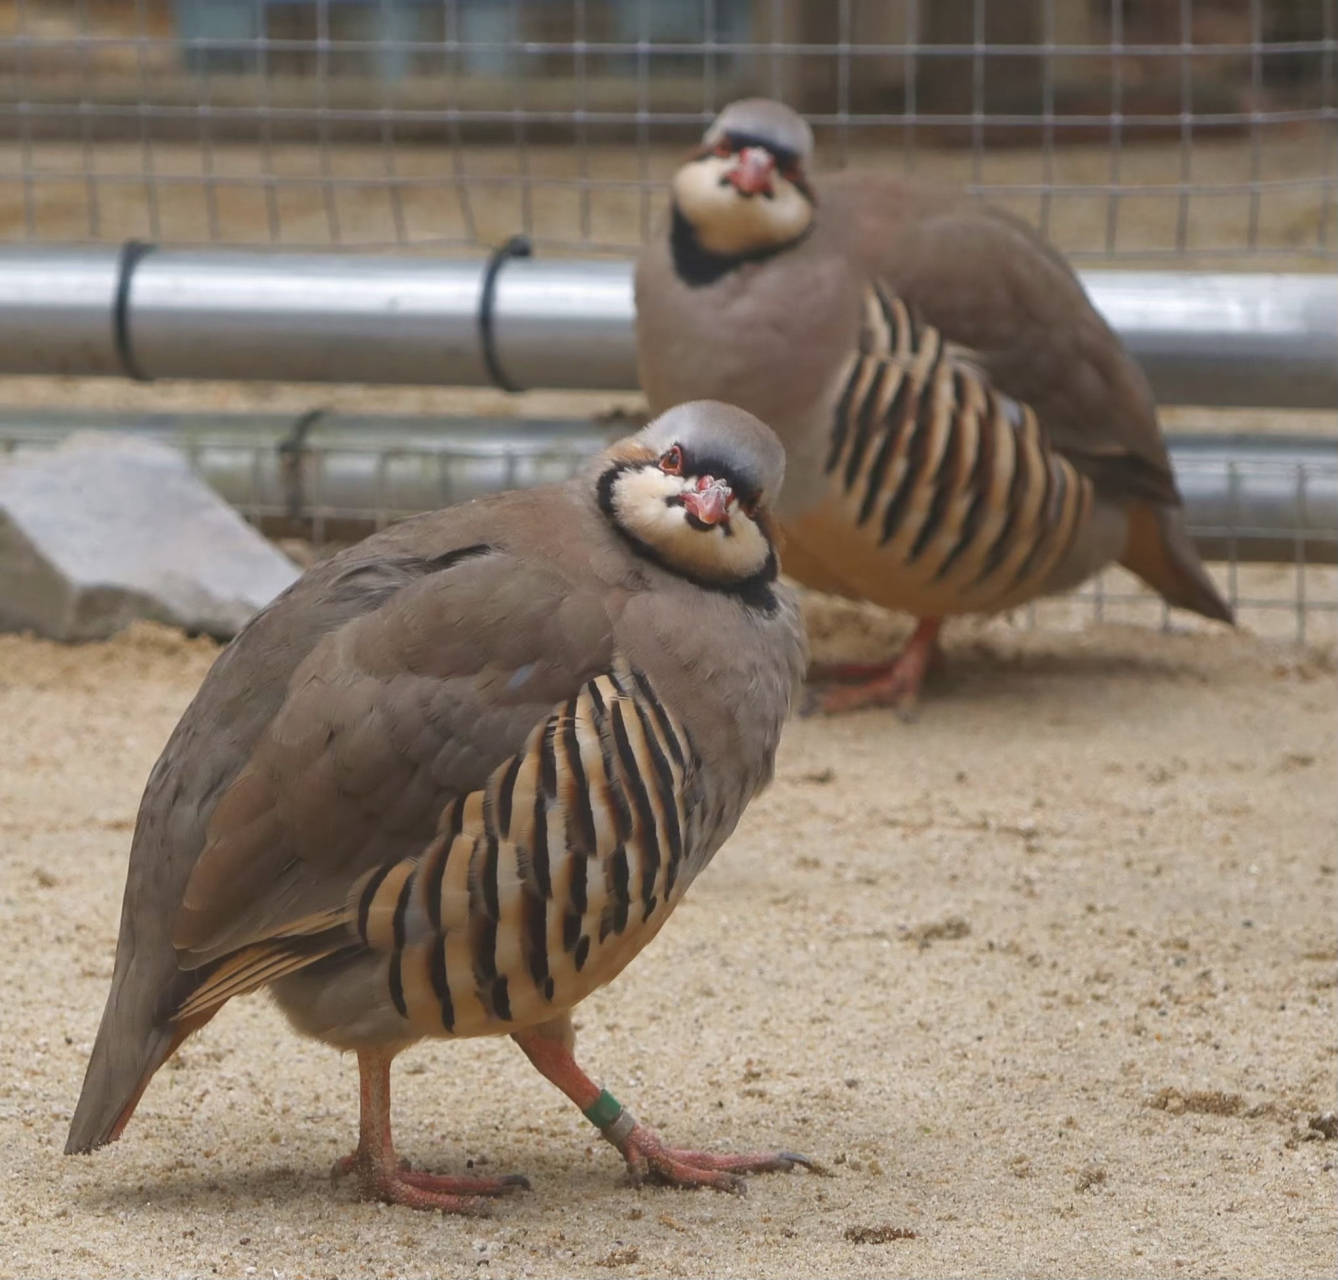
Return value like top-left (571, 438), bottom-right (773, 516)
top-left (66, 403), bottom-right (809, 1212)
top-left (635, 98), bottom-right (1233, 713)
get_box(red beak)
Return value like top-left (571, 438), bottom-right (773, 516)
top-left (727, 147), bottom-right (775, 197)
top-left (682, 476), bottom-right (732, 527)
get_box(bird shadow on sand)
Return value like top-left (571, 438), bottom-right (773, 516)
top-left (71, 1148), bottom-right (614, 1217)
top-left (804, 626), bottom-right (1234, 719)
top-left (72, 1161), bottom-right (324, 1216)
top-left (942, 638), bottom-right (1213, 693)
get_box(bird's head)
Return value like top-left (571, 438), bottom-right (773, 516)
top-left (671, 98), bottom-right (816, 259)
top-left (597, 401), bottom-right (785, 594)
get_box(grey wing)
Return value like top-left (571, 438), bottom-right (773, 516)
top-left (168, 545), bottom-right (618, 968)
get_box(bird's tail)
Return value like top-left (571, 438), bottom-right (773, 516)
top-left (1119, 501), bottom-right (1234, 625)
top-left (67, 912), bottom-right (350, 1153)
top-left (65, 947), bottom-right (207, 1155)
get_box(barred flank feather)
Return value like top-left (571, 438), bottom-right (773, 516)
top-left (816, 286), bottom-right (1093, 617)
top-left (176, 662), bottom-right (704, 1041)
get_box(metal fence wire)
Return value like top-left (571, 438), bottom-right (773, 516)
top-left (1, 411), bottom-right (1335, 643)
top-left (0, 1), bottom-right (1334, 644)
top-left (0, 0), bottom-right (1334, 260)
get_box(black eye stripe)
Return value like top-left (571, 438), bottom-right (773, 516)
top-left (719, 131), bottom-right (802, 169)
top-left (670, 455), bottom-right (763, 507)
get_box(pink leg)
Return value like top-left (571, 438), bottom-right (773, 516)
top-left (332, 1050), bottom-right (529, 1214)
top-left (513, 1029), bottom-right (815, 1195)
top-left (811, 617), bottom-right (944, 716)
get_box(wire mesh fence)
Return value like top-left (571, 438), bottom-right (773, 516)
top-left (0, 0), bottom-right (1334, 259)
top-left (0, 3), bottom-right (1333, 644)
top-left (1, 410), bottom-right (1334, 643)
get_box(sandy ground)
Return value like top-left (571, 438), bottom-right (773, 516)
top-left (1, 604), bottom-right (1335, 1280)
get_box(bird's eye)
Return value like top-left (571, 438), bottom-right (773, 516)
top-left (659, 445), bottom-right (684, 474)
top-left (779, 162), bottom-right (801, 183)
top-left (740, 496), bottom-right (760, 518)
top-left (712, 140), bottom-right (732, 159)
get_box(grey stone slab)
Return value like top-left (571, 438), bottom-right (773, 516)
top-left (0, 432), bottom-right (299, 641)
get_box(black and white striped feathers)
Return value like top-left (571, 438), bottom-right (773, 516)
top-left (805, 287), bottom-right (1095, 616)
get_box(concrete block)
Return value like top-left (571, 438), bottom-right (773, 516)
top-left (0, 432), bottom-right (299, 641)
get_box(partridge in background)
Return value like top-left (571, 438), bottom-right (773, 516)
top-left (66, 402), bottom-right (809, 1213)
top-left (635, 99), bottom-right (1233, 713)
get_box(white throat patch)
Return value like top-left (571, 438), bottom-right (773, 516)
top-left (610, 464), bottom-right (771, 585)
top-left (672, 156), bottom-right (813, 258)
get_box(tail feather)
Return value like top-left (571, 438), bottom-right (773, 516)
top-left (177, 933), bottom-right (350, 1021)
top-left (67, 939), bottom-right (348, 1153)
top-left (1119, 502), bottom-right (1234, 625)
top-left (66, 1010), bottom-right (196, 1155)
top-left (65, 915), bottom-right (209, 1156)
top-left (100, 1020), bottom-right (205, 1148)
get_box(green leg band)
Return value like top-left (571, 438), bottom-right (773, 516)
top-left (583, 1089), bottom-right (623, 1130)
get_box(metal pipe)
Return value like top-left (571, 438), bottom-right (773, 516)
top-left (491, 258), bottom-right (638, 392)
top-left (2, 411), bottom-right (1333, 564)
top-left (1084, 272), bottom-right (1338, 410)
top-left (1163, 433), bottom-right (1338, 564)
top-left (128, 252), bottom-right (491, 385)
top-left (0, 248), bottom-right (123, 376)
top-left (0, 247), bottom-right (1333, 408)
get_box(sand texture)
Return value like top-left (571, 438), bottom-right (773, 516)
top-left (1, 606), bottom-right (1335, 1280)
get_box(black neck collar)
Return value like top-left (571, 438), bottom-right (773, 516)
top-left (596, 463), bottom-right (780, 614)
top-left (669, 205), bottom-right (808, 288)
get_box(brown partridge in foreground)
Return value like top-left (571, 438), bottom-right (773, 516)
top-left (66, 402), bottom-right (810, 1212)
top-left (635, 98), bottom-right (1233, 713)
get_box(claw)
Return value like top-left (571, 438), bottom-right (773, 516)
top-left (616, 1123), bottom-right (810, 1193)
top-left (397, 1168), bottom-right (530, 1196)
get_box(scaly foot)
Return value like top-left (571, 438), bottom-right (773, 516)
top-left (616, 1123), bottom-right (816, 1194)
top-left (512, 1022), bottom-right (819, 1197)
top-left (333, 1150), bottom-right (529, 1214)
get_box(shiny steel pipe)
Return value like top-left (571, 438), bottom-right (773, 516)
top-left (0, 243), bottom-right (639, 389)
top-left (0, 246), bottom-right (1332, 408)
top-left (129, 251), bottom-right (490, 385)
top-left (0, 248), bottom-right (124, 376)
top-left (1166, 433), bottom-right (1338, 565)
top-left (1083, 271), bottom-right (1338, 410)
top-left (490, 251), bottom-right (639, 392)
